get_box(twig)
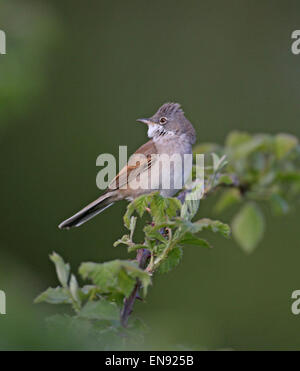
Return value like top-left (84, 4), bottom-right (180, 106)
top-left (120, 248), bottom-right (151, 327)
top-left (120, 178), bottom-right (247, 326)
top-left (120, 188), bottom-right (189, 327)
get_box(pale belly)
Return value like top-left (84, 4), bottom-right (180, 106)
top-left (126, 152), bottom-right (192, 199)
top-left (159, 153), bottom-right (192, 197)
top-left (126, 135), bottom-right (193, 199)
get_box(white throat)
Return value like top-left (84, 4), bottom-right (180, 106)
top-left (147, 124), bottom-right (174, 140)
top-left (147, 124), bottom-right (160, 138)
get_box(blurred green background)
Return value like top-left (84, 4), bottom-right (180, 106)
top-left (1, 0), bottom-right (300, 350)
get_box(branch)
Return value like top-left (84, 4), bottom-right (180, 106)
top-left (120, 248), bottom-right (151, 327)
top-left (120, 188), bottom-right (193, 327)
top-left (120, 177), bottom-right (246, 327)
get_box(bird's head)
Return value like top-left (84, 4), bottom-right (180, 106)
top-left (137, 102), bottom-right (196, 144)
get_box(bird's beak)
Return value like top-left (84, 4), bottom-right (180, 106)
top-left (136, 118), bottom-right (154, 125)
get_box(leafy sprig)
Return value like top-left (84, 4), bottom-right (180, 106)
top-left (35, 129), bottom-right (300, 346)
top-left (194, 131), bottom-right (300, 253)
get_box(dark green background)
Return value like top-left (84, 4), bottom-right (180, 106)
top-left (0, 0), bottom-right (300, 350)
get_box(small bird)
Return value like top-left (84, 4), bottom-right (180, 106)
top-left (58, 103), bottom-right (196, 229)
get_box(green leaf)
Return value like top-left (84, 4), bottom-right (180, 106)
top-left (235, 135), bottom-right (272, 158)
top-left (124, 194), bottom-right (181, 228)
top-left (158, 246), bottom-right (183, 274)
top-left (79, 260), bottom-right (151, 297)
top-left (128, 244), bottom-right (148, 253)
top-left (81, 285), bottom-right (98, 295)
top-left (226, 133), bottom-right (273, 160)
top-left (275, 133), bottom-right (298, 159)
top-left (173, 219), bottom-right (197, 234)
top-left (124, 203), bottom-right (135, 229)
top-left (129, 216), bottom-right (137, 240)
top-left (70, 274), bottom-right (81, 305)
top-left (118, 268), bottom-right (136, 297)
top-left (212, 154), bottom-right (228, 172)
top-left (214, 188), bottom-right (241, 214)
top-left (232, 202), bottom-right (265, 253)
top-left (78, 300), bottom-right (120, 321)
top-left (123, 194), bottom-right (151, 228)
top-left (179, 232), bottom-right (212, 248)
top-left (143, 225), bottom-right (167, 243)
top-left (150, 193), bottom-right (168, 224)
top-left (194, 218), bottom-right (231, 238)
top-left (34, 287), bottom-right (72, 304)
top-left (133, 194), bottom-right (151, 218)
top-left (225, 131), bottom-right (252, 148)
top-left (127, 317), bottom-right (149, 334)
top-left (79, 285), bottom-right (99, 301)
top-left (49, 252), bottom-right (70, 288)
top-left (208, 154), bottom-right (228, 189)
top-left (113, 234), bottom-right (131, 247)
top-left (165, 197), bottom-right (182, 218)
top-left (148, 221), bottom-right (176, 231)
top-left (45, 314), bottom-right (104, 345)
top-left (114, 234), bottom-right (147, 253)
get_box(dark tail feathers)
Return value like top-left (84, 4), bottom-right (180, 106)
top-left (58, 193), bottom-right (115, 229)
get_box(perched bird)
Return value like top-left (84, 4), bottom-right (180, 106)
top-left (58, 102), bottom-right (196, 229)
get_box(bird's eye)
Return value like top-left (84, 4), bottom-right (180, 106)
top-left (159, 117), bottom-right (167, 124)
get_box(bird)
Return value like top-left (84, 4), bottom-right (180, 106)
top-left (58, 102), bottom-right (196, 229)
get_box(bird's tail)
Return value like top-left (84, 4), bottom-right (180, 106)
top-left (58, 192), bottom-right (115, 229)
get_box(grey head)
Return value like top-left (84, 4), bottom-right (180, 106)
top-left (137, 102), bottom-right (196, 144)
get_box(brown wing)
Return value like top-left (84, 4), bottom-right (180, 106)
top-left (108, 139), bottom-right (158, 190)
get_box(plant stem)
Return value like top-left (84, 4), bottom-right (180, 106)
top-left (120, 248), bottom-right (150, 327)
top-left (120, 179), bottom-right (246, 326)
